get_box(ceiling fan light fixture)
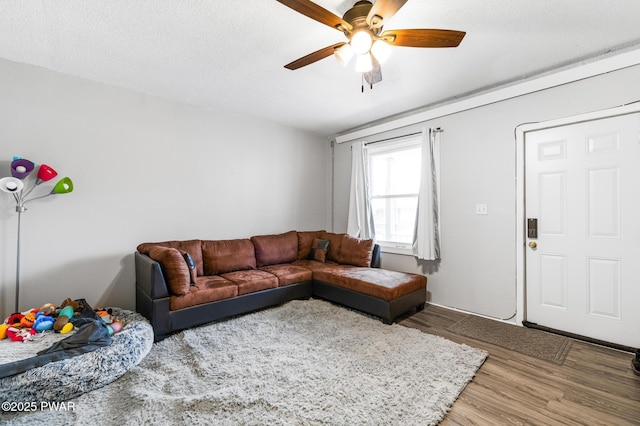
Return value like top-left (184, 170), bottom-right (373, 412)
top-left (371, 39), bottom-right (391, 63)
top-left (355, 53), bottom-right (373, 72)
top-left (351, 30), bottom-right (373, 55)
top-left (276, 0), bottom-right (466, 88)
top-left (334, 43), bottom-right (354, 66)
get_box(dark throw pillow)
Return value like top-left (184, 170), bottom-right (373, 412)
top-left (308, 238), bottom-right (330, 263)
top-left (180, 250), bottom-right (197, 285)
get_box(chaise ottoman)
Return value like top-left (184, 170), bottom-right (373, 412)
top-left (311, 267), bottom-right (427, 324)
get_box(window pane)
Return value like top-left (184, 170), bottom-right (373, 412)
top-left (371, 196), bottom-right (418, 244)
top-left (369, 146), bottom-right (421, 196)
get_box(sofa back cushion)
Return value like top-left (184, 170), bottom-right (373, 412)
top-left (251, 230), bottom-right (298, 267)
top-left (147, 246), bottom-right (191, 296)
top-left (296, 230), bottom-right (326, 260)
top-left (202, 239), bottom-right (256, 275)
top-left (338, 235), bottom-right (374, 267)
top-left (137, 239), bottom-right (203, 276)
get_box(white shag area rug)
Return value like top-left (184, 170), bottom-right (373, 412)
top-left (2, 299), bottom-right (487, 425)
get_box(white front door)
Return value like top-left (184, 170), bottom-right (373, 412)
top-left (525, 112), bottom-right (640, 348)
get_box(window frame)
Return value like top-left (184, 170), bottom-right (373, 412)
top-left (367, 135), bottom-right (422, 254)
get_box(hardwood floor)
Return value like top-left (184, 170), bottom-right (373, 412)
top-left (398, 304), bottom-right (640, 425)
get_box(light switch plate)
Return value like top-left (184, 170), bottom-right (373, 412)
top-left (475, 203), bottom-right (488, 215)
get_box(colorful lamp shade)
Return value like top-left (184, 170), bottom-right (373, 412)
top-left (0, 176), bottom-right (24, 193)
top-left (51, 177), bottom-right (73, 194)
top-left (11, 159), bottom-right (35, 179)
top-left (37, 164), bottom-right (58, 183)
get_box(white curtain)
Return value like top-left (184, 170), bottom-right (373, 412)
top-left (412, 128), bottom-right (441, 260)
top-left (347, 141), bottom-right (375, 239)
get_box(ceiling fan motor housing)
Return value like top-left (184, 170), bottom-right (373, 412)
top-left (341, 1), bottom-right (381, 37)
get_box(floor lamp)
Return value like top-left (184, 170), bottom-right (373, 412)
top-left (0, 157), bottom-right (73, 313)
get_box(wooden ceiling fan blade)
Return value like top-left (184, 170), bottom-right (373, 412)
top-left (284, 42), bottom-right (346, 70)
top-left (367, 0), bottom-right (408, 27)
top-left (276, 0), bottom-right (352, 31)
top-left (381, 29), bottom-right (466, 48)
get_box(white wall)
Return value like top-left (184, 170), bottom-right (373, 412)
top-left (0, 58), bottom-right (330, 319)
top-left (332, 64), bottom-right (640, 320)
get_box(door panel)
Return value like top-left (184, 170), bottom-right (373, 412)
top-left (539, 171), bottom-right (566, 235)
top-left (587, 167), bottom-right (619, 237)
top-left (587, 257), bottom-right (621, 319)
top-left (525, 113), bottom-right (640, 348)
top-left (538, 254), bottom-right (567, 309)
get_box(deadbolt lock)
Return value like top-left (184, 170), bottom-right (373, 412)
top-left (527, 218), bottom-right (538, 239)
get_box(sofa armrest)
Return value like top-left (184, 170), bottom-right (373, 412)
top-left (371, 244), bottom-right (381, 268)
top-left (135, 251), bottom-right (170, 299)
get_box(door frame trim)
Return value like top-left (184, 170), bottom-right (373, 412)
top-left (514, 102), bottom-right (640, 326)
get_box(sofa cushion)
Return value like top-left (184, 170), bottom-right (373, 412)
top-left (137, 239), bottom-right (204, 276)
top-left (321, 232), bottom-right (347, 262)
top-left (308, 238), bottom-right (330, 262)
top-left (251, 230), bottom-right (298, 267)
top-left (292, 259), bottom-right (345, 272)
top-left (147, 246), bottom-right (191, 296)
top-left (313, 267), bottom-right (427, 301)
top-left (220, 270), bottom-right (279, 295)
top-left (338, 235), bottom-right (374, 267)
top-left (202, 239), bottom-right (256, 275)
top-left (170, 276), bottom-right (238, 310)
top-left (260, 264), bottom-right (313, 287)
top-left (297, 230), bottom-right (325, 260)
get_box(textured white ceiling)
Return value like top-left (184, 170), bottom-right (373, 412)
top-left (1, 0), bottom-right (640, 137)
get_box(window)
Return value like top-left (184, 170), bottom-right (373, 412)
top-left (367, 135), bottom-right (422, 251)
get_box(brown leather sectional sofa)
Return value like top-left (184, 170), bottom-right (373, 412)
top-left (135, 230), bottom-right (427, 341)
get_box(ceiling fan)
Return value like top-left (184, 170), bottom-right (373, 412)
top-left (276, 0), bottom-right (466, 88)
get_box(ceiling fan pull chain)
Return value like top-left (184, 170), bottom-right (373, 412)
top-left (361, 74), bottom-right (364, 93)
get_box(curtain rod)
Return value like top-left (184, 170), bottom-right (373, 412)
top-left (364, 127), bottom-right (443, 146)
